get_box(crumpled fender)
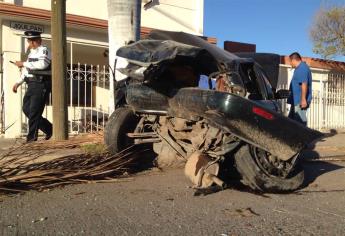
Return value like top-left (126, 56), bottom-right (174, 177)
top-left (169, 88), bottom-right (323, 160)
top-left (126, 84), bottom-right (323, 160)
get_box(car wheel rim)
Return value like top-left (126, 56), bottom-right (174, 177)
top-left (251, 146), bottom-right (297, 178)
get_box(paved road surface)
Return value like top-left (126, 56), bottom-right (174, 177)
top-left (1, 161), bottom-right (345, 235)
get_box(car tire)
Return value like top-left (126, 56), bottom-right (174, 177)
top-left (234, 144), bottom-right (304, 192)
top-left (104, 107), bottom-right (140, 154)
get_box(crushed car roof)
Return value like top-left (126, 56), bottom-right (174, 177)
top-left (116, 40), bottom-right (212, 67)
top-left (147, 30), bottom-right (242, 63)
top-left (116, 30), bottom-right (253, 70)
top-left (116, 30), bottom-right (282, 89)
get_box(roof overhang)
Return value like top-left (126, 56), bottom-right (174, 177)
top-left (281, 56), bottom-right (345, 73)
top-left (0, 2), bottom-right (217, 44)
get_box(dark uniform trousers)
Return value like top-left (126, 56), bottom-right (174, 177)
top-left (22, 80), bottom-right (52, 142)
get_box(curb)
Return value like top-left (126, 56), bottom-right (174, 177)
top-left (302, 154), bottom-right (345, 162)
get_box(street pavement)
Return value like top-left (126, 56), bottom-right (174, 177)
top-left (0, 133), bottom-right (344, 235)
top-left (0, 162), bottom-right (345, 236)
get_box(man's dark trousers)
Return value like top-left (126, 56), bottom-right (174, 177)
top-left (22, 80), bottom-right (52, 142)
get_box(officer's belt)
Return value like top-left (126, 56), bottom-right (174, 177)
top-left (28, 70), bottom-right (52, 76)
top-left (25, 70), bottom-right (52, 83)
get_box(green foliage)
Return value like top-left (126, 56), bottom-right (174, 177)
top-left (310, 6), bottom-right (345, 59)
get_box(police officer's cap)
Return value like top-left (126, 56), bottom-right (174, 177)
top-left (24, 31), bottom-right (41, 39)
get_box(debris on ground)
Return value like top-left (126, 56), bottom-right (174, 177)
top-left (32, 217), bottom-right (48, 223)
top-left (0, 133), bottom-right (145, 194)
top-left (223, 207), bottom-right (260, 217)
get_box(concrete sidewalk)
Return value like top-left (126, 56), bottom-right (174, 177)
top-left (1, 132), bottom-right (345, 160)
top-left (302, 131), bottom-right (345, 160)
top-left (0, 138), bottom-right (21, 154)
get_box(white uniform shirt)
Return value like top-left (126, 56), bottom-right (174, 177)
top-left (17, 45), bottom-right (51, 84)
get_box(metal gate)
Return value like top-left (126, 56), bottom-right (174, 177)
top-left (66, 63), bottom-right (111, 134)
top-left (20, 63), bottom-right (111, 135)
top-left (280, 72), bottom-right (345, 131)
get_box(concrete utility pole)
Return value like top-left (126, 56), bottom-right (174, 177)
top-left (107, 0), bottom-right (142, 113)
top-left (51, 0), bottom-right (68, 140)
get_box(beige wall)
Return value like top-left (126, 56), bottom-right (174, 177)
top-left (141, 0), bottom-right (204, 34)
top-left (2, 0), bottom-right (108, 20)
top-left (3, 0), bottom-right (204, 35)
top-left (1, 21), bottom-right (24, 137)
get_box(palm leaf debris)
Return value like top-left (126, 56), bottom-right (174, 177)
top-left (0, 134), bottom-right (144, 194)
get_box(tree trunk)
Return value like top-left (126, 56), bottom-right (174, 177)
top-left (107, 0), bottom-right (141, 112)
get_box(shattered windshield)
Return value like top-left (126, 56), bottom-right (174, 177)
top-left (238, 63), bottom-right (263, 100)
top-left (254, 64), bottom-right (275, 100)
top-left (209, 71), bottom-right (246, 96)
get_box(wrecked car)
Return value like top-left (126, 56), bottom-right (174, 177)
top-left (104, 30), bottom-right (323, 192)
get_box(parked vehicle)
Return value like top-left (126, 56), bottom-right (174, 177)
top-left (104, 30), bottom-right (323, 192)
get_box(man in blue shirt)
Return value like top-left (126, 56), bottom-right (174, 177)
top-left (198, 74), bottom-right (216, 89)
top-left (287, 52), bottom-right (312, 126)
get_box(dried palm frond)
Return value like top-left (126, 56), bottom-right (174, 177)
top-left (0, 134), bottom-right (146, 194)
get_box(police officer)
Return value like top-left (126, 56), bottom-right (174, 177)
top-left (12, 31), bottom-right (53, 142)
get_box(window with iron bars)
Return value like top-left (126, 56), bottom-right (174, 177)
top-left (46, 63), bottom-right (110, 107)
top-left (327, 72), bottom-right (345, 106)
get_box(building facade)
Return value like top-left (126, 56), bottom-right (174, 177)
top-left (0, 0), bottom-right (206, 137)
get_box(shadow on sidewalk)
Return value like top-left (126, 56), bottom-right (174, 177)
top-left (301, 160), bottom-right (344, 188)
top-left (311, 128), bottom-right (337, 147)
top-left (300, 129), bottom-right (342, 160)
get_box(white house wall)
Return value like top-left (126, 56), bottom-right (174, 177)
top-left (2, 21), bottom-right (23, 138)
top-left (141, 0), bottom-right (204, 35)
top-left (3, 0), bottom-right (204, 35)
top-left (278, 65), bottom-right (330, 91)
top-left (3, 0), bottom-right (109, 20)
